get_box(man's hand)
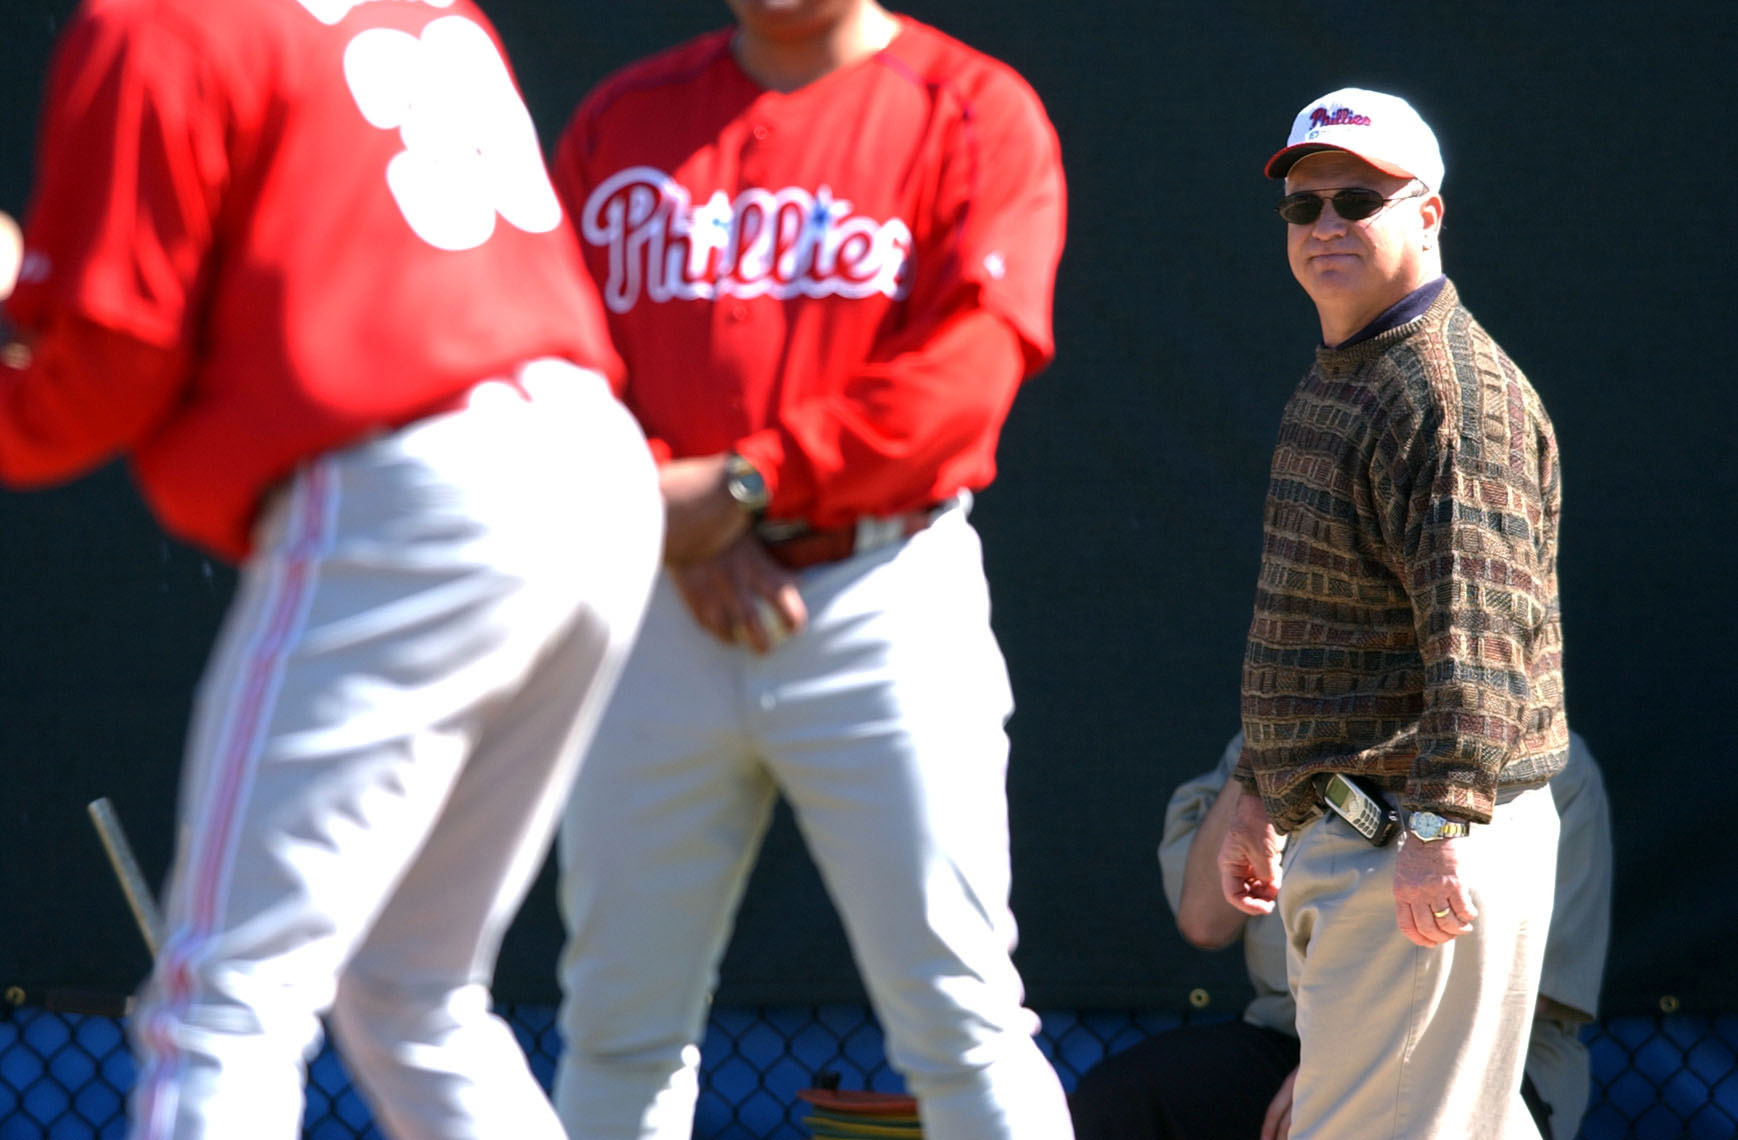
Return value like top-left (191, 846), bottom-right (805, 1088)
top-left (660, 454), bottom-right (754, 566)
top-left (1392, 832), bottom-right (1477, 947)
top-left (1218, 788), bottom-right (1284, 916)
top-left (1176, 778), bottom-right (1257, 949)
top-left (1261, 1067), bottom-right (1297, 1140)
top-left (669, 532), bottom-right (807, 654)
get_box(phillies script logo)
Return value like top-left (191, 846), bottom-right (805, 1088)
top-left (1309, 107), bottom-right (1373, 128)
top-left (581, 166), bottom-right (913, 313)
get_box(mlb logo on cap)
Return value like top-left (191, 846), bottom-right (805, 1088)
top-left (1265, 87), bottom-right (1444, 193)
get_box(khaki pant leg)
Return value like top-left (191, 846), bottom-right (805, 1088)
top-left (1282, 786), bottom-right (1559, 1140)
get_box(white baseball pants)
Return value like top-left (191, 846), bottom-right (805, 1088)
top-left (552, 506), bottom-right (1074, 1140)
top-left (128, 363), bottom-right (662, 1140)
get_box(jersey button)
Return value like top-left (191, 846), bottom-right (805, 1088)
top-left (729, 302), bottom-right (748, 322)
top-left (751, 123), bottom-right (771, 141)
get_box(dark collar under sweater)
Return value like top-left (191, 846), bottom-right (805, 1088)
top-left (1318, 276), bottom-right (1452, 363)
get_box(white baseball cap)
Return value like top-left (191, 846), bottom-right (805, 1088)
top-left (1265, 87), bottom-right (1444, 192)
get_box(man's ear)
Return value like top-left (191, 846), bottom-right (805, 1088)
top-left (1420, 193), bottom-right (1445, 249)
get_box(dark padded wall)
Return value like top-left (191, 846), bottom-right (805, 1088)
top-left (2, 2), bottom-right (1732, 1019)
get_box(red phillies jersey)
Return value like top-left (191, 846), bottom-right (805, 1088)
top-left (2, 0), bottom-right (620, 559)
top-left (554, 17), bottom-right (1067, 527)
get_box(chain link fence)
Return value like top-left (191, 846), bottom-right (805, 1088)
top-left (3, 999), bottom-right (1734, 1139)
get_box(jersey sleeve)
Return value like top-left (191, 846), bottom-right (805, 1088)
top-left (1, 5), bottom-right (223, 483)
top-left (931, 66), bottom-right (1067, 373)
top-left (734, 302), bottom-right (1023, 522)
top-left (0, 322), bottom-right (187, 485)
top-left (736, 68), bottom-right (1067, 522)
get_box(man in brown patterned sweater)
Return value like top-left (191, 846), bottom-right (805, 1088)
top-left (1217, 87), bottom-right (1568, 1140)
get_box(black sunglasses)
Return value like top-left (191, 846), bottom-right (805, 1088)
top-left (1275, 185), bottom-right (1424, 225)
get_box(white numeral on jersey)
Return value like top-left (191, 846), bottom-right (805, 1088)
top-left (298, 0), bottom-right (456, 27)
top-left (342, 16), bottom-right (561, 251)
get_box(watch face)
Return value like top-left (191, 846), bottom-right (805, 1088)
top-left (1407, 811), bottom-right (1470, 840)
top-left (1409, 811), bottom-right (1447, 840)
top-left (725, 455), bottom-right (769, 512)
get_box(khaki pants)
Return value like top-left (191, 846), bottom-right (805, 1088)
top-left (1280, 785), bottom-right (1559, 1140)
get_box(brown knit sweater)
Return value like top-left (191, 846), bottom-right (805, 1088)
top-left (1236, 279), bottom-right (1567, 833)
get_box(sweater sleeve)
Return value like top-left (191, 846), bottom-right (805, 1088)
top-left (1373, 362), bottom-right (1557, 823)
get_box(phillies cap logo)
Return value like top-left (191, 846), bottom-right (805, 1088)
top-left (581, 166), bottom-right (913, 313)
top-left (1307, 106), bottom-right (1373, 131)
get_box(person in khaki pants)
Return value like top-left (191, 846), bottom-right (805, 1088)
top-left (1218, 86), bottom-right (1569, 1140)
top-left (1071, 732), bottom-right (1610, 1140)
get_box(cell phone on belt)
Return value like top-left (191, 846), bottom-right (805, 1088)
top-left (1322, 773), bottom-right (1400, 847)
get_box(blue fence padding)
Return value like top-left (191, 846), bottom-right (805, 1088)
top-left (3, 1004), bottom-right (1734, 1139)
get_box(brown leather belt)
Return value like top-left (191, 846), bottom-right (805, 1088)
top-left (759, 506), bottom-right (943, 570)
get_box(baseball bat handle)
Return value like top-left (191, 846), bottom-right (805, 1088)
top-left (87, 797), bottom-right (164, 957)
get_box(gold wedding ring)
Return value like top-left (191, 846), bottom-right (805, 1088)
top-left (1432, 907), bottom-right (1452, 918)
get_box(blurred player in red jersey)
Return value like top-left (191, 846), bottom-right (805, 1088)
top-left (548, 2), bottom-right (1071, 1138)
top-left (0, 0), bottom-right (661, 1136)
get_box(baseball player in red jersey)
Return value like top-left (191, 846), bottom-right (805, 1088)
top-left (0, 0), bottom-right (661, 1137)
top-left (548, 3), bottom-right (1071, 1138)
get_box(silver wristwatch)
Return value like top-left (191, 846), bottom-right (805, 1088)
top-left (1404, 810), bottom-right (1471, 841)
top-left (723, 452), bottom-right (769, 516)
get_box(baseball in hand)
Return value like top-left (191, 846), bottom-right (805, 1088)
top-left (0, 212), bottom-right (22, 303)
top-left (753, 595), bottom-right (792, 650)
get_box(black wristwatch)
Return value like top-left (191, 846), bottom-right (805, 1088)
top-left (723, 452), bottom-right (769, 517)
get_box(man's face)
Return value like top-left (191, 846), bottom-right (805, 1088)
top-left (724, 0), bottom-right (860, 40)
top-left (1283, 151), bottom-right (1441, 320)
